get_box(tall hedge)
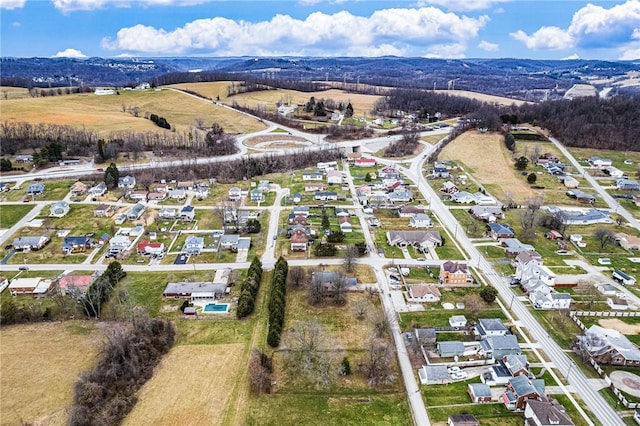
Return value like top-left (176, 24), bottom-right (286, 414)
top-left (236, 257), bottom-right (263, 319)
top-left (267, 257), bottom-right (288, 347)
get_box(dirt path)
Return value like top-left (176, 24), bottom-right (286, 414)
top-left (598, 318), bottom-right (640, 334)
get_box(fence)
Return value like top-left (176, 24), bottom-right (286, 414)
top-left (569, 311), bottom-right (640, 409)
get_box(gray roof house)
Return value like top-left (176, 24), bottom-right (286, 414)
top-left (480, 335), bottom-right (521, 359)
top-left (436, 341), bottom-right (465, 357)
top-left (126, 202), bottom-right (145, 221)
top-left (386, 230), bottom-right (442, 248)
top-left (27, 182), bottom-right (45, 195)
top-left (468, 383), bottom-right (493, 403)
top-left (578, 325), bottom-right (640, 367)
top-left (418, 365), bottom-right (449, 385)
top-left (118, 175), bottom-right (136, 189)
top-left (12, 235), bottom-right (50, 251)
top-left (524, 399), bottom-right (574, 426)
top-left (184, 236), bottom-right (205, 255)
top-left (475, 318), bottom-right (509, 338)
top-left (163, 282), bottom-right (227, 298)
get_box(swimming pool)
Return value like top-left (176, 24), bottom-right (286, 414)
top-left (203, 303), bottom-right (229, 313)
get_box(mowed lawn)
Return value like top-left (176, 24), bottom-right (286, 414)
top-left (0, 88), bottom-right (266, 135)
top-left (0, 203), bottom-right (34, 228)
top-left (0, 321), bottom-right (99, 426)
top-left (439, 130), bottom-right (537, 204)
top-left (123, 344), bottom-right (245, 426)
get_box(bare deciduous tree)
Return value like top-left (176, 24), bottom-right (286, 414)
top-left (369, 309), bottom-right (389, 338)
top-left (352, 298), bottom-right (370, 321)
top-left (287, 266), bottom-right (306, 289)
top-left (307, 272), bottom-right (325, 306)
top-left (594, 227), bottom-right (615, 250)
top-left (361, 337), bottom-right (395, 386)
top-left (286, 320), bottom-right (333, 386)
top-left (343, 245), bottom-right (358, 273)
top-left (520, 195), bottom-right (544, 241)
top-left (248, 349), bottom-right (272, 394)
top-left (462, 293), bottom-right (485, 319)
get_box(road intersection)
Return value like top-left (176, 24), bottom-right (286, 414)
top-left (1, 99), bottom-right (634, 425)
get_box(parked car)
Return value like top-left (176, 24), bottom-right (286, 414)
top-left (451, 371), bottom-right (468, 380)
top-left (447, 366), bottom-right (462, 374)
top-left (18, 265), bottom-right (29, 271)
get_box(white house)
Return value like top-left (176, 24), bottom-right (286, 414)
top-left (449, 315), bottom-right (467, 328)
top-left (302, 172), bottom-right (323, 181)
top-left (339, 217), bottom-right (353, 233)
top-left (168, 189), bottom-right (187, 200)
top-left (407, 284), bottom-right (441, 303)
top-left (49, 201), bottom-right (70, 218)
top-left (228, 187), bottom-right (242, 201)
top-left (118, 175), bottom-right (136, 189)
top-left (529, 290), bottom-right (572, 310)
top-left (108, 235), bottom-right (131, 256)
top-left (410, 213), bottom-right (433, 229)
top-left (588, 156), bottom-right (612, 168)
top-left (604, 166), bottom-right (624, 178)
top-left (89, 183), bottom-right (108, 197)
top-left (326, 170), bottom-right (343, 185)
top-left (184, 236), bottom-right (205, 255)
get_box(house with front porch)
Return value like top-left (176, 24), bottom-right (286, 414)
top-left (184, 236), bottom-right (205, 255)
top-left (576, 325), bottom-right (640, 367)
top-left (410, 213), bottom-right (433, 228)
top-left (290, 229), bottom-right (309, 251)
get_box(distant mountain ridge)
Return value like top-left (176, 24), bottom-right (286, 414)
top-left (1, 56), bottom-right (638, 100)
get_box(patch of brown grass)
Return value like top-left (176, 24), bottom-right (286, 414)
top-left (439, 130), bottom-right (536, 204)
top-left (0, 88), bottom-right (266, 135)
top-left (0, 321), bottom-right (99, 426)
top-left (598, 318), bottom-right (640, 334)
top-left (123, 344), bottom-right (245, 426)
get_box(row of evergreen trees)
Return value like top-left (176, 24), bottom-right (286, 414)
top-left (267, 257), bottom-right (288, 347)
top-left (236, 257), bottom-right (263, 318)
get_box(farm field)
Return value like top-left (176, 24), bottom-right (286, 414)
top-left (0, 321), bottom-right (99, 426)
top-left (0, 88), bottom-right (267, 135)
top-left (0, 86), bottom-right (30, 100)
top-left (123, 344), bottom-right (246, 426)
top-left (229, 87), bottom-right (381, 116)
top-left (438, 130), bottom-right (537, 204)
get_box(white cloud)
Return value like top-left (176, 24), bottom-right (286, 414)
top-left (423, 43), bottom-right (468, 58)
top-left (510, 27), bottom-right (574, 50)
top-left (416, 0), bottom-right (508, 12)
top-left (0, 0), bottom-right (26, 9)
top-left (51, 0), bottom-right (207, 12)
top-left (103, 7), bottom-right (489, 56)
top-left (562, 53), bottom-right (580, 60)
top-left (620, 47), bottom-right (640, 60)
top-left (12, 21), bottom-right (21, 27)
top-left (632, 28), bottom-right (640, 39)
top-left (511, 0), bottom-right (640, 51)
top-left (478, 40), bottom-right (499, 51)
top-left (52, 48), bottom-right (87, 58)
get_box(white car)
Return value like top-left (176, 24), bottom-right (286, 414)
top-left (451, 371), bottom-right (468, 380)
top-left (447, 366), bottom-right (462, 374)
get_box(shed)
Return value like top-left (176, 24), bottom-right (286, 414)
top-left (437, 341), bottom-right (465, 357)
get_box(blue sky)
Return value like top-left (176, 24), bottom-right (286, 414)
top-left (1, 0), bottom-right (639, 60)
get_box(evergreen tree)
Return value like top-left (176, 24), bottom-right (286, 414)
top-left (104, 162), bottom-right (120, 189)
top-left (345, 102), bottom-right (354, 117)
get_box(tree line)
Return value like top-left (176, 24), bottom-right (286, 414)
top-left (69, 310), bottom-right (175, 426)
top-left (80, 261), bottom-right (126, 319)
top-left (267, 257), bottom-right (288, 347)
top-left (236, 257), bottom-right (264, 319)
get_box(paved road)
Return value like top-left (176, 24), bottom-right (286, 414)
top-left (549, 136), bottom-right (640, 230)
top-left (394, 147), bottom-right (622, 426)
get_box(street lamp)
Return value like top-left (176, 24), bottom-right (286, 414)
top-left (510, 294), bottom-right (516, 310)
